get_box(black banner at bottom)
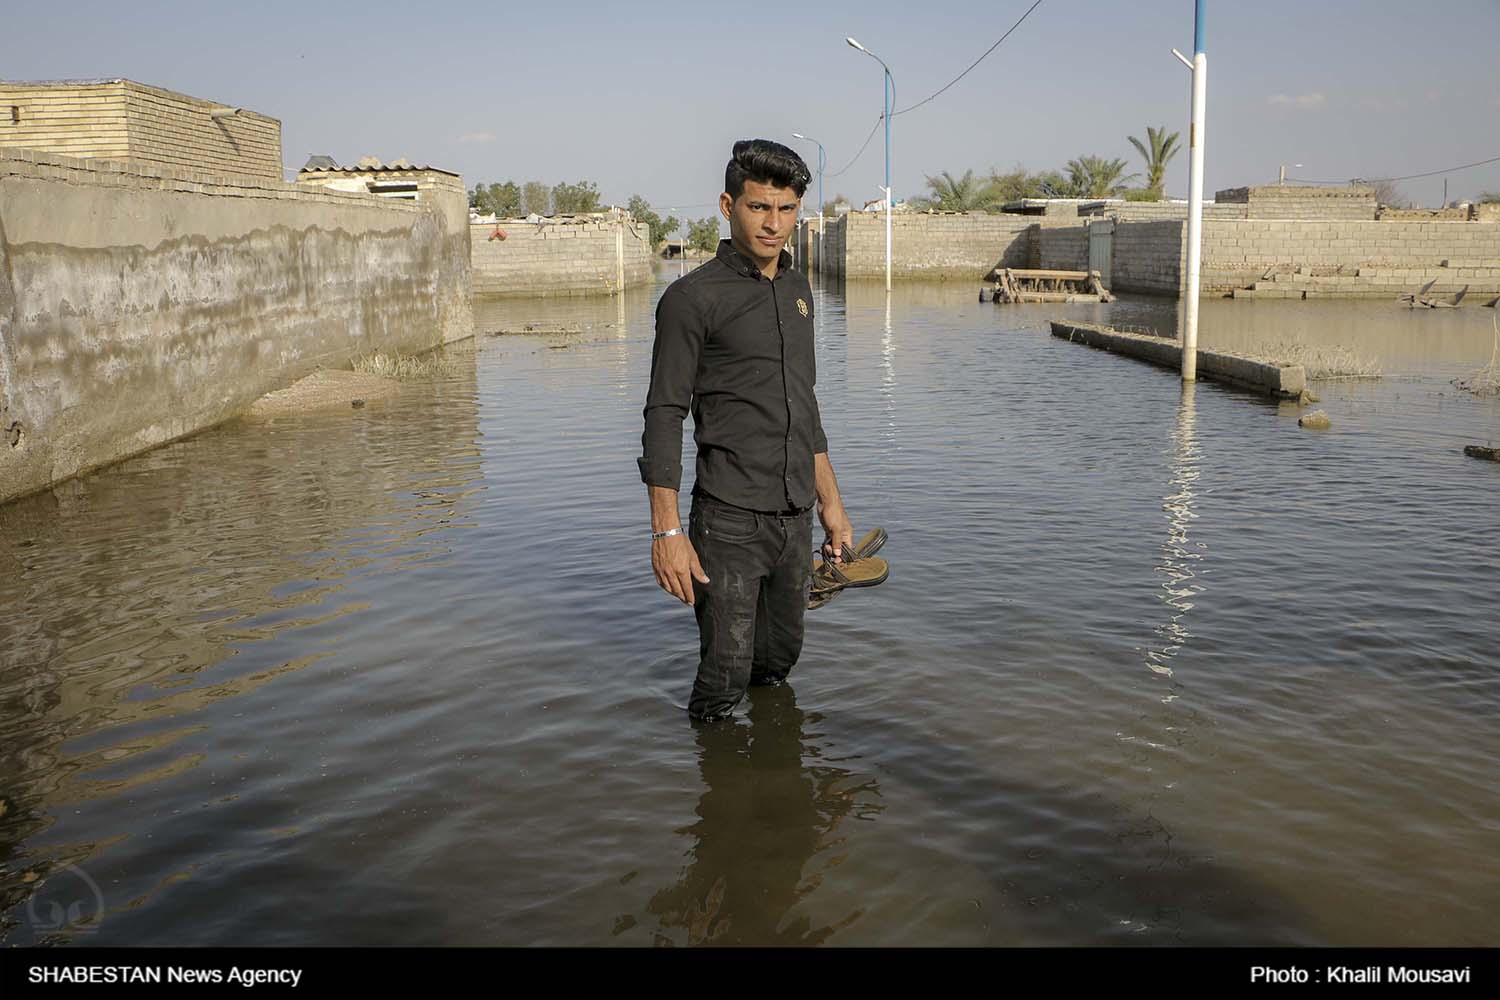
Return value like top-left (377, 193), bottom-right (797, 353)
top-left (2, 947), bottom-right (1496, 998)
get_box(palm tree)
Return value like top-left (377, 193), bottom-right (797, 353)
top-left (1128, 126), bottom-right (1182, 196)
top-left (915, 169), bottom-right (1002, 212)
top-left (1065, 156), bottom-right (1137, 198)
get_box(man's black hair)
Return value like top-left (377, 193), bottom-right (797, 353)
top-left (725, 139), bottom-right (811, 199)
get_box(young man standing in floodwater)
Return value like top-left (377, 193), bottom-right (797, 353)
top-left (638, 139), bottom-right (854, 722)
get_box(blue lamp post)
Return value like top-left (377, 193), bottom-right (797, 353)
top-left (847, 36), bottom-right (893, 291)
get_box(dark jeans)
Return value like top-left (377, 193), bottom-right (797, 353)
top-left (687, 493), bottom-right (813, 720)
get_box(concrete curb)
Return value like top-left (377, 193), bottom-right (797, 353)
top-left (1049, 321), bottom-right (1307, 398)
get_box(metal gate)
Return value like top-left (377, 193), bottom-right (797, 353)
top-left (1088, 219), bottom-right (1114, 289)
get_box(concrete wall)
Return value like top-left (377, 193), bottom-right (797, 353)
top-left (0, 148), bottom-right (472, 505)
top-left (470, 216), bottom-right (652, 296)
top-left (0, 79), bottom-right (282, 181)
top-left (824, 211), bottom-right (1033, 279)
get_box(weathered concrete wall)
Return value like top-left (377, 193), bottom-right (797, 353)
top-left (0, 148), bottom-right (471, 505)
top-left (0, 79), bottom-right (282, 181)
top-left (825, 211), bottom-right (1033, 279)
top-left (470, 216), bottom-right (652, 297)
top-left (1215, 185), bottom-right (1377, 220)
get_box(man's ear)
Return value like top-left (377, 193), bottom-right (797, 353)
top-left (719, 191), bottom-right (733, 221)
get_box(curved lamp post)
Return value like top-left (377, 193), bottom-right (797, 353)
top-left (791, 132), bottom-right (826, 276)
top-left (847, 36), bottom-right (893, 292)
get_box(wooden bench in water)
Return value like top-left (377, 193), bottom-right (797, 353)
top-left (981, 268), bottom-right (1114, 304)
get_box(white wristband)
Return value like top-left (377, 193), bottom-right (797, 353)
top-left (651, 527), bottom-right (682, 540)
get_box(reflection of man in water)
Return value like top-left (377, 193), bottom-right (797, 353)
top-left (639, 139), bottom-right (854, 722)
top-left (644, 685), bottom-right (875, 945)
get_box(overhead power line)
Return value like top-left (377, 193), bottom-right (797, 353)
top-left (826, 117), bottom-right (884, 179)
top-left (823, 0), bottom-right (1044, 180)
top-left (1290, 153), bottom-right (1500, 186)
top-left (892, 0), bottom-right (1044, 117)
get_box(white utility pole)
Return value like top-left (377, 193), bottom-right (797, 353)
top-left (1172, 0), bottom-right (1207, 382)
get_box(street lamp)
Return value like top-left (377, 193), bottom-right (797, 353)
top-left (1278, 162), bottom-right (1303, 185)
top-left (846, 36), bottom-right (893, 292)
top-left (791, 132), bottom-right (826, 277)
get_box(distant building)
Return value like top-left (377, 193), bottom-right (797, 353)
top-left (295, 155), bottom-right (463, 204)
top-left (0, 78), bottom-right (282, 180)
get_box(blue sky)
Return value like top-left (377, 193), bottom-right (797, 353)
top-left (5, 0), bottom-right (1498, 212)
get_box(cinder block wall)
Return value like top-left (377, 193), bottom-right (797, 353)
top-left (0, 148), bottom-right (472, 505)
top-left (1215, 185), bottom-right (1377, 220)
top-left (0, 79), bottom-right (282, 181)
top-left (1199, 220), bottom-right (1500, 292)
top-left (1035, 223), bottom-right (1090, 270)
top-left (826, 211), bottom-right (1034, 279)
top-left (1112, 221), bottom-right (1186, 295)
top-left (470, 218), bottom-right (652, 297)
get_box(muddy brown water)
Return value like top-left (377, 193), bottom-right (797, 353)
top-left (2, 271), bottom-right (1497, 946)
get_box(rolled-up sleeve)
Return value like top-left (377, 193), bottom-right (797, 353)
top-left (638, 283), bottom-right (705, 490)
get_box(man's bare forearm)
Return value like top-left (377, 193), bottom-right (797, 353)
top-left (814, 452), bottom-right (843, 511)
top-left (648, 484), bottom-right (682, 533)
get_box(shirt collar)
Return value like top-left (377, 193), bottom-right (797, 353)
top-left (716, 239), bottom-right (793, 281)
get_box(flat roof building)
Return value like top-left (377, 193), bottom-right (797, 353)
top-left (0, 78), bottom-right (282, 180)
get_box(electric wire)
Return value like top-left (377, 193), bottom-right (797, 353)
top-left (826, 116), bottom-right (885, 179)
top-left (1290, 153), bottom-right (1500, 185)
top-left (823, 0), bottom-right (1043, 180)
top-left (891, 0), bottom-right (1043, 117)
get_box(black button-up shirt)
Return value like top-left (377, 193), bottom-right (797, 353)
top-left (638, 239), bottom-right (827, 511)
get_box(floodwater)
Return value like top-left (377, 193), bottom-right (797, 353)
top-left (2, 270), bottom-right (1498, 947)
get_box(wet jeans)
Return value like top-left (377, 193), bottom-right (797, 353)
top-left (687, 493), bottom-right (813, 721)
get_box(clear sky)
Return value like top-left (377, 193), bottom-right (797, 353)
top-left (5, 0), bottom-right (1498, 213)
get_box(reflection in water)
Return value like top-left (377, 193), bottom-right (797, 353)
top-left (0, 277), bottom-right (1496, 947)
top-left (642, 685), bottom-right (880, 946)
top-left (1143, 381), bottom-right (1204, 682)
top-left (0, 346), bottom-right (482, 942)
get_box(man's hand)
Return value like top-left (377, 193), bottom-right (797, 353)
top-left (652, 533), bottom-right (710, 605)
top-left (819, 500), bottom-right (854, 564)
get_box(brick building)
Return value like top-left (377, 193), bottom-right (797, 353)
top-left (0, 78), bottom-right (282, 180)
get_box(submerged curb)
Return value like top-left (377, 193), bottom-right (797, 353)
top-left (1049, 321), bottom-right (1307, 399)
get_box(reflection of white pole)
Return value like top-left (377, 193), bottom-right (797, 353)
top-left (1176, 0), bottom-right (1207, 382)
top-left (616, 220), bottom-right (626, 294)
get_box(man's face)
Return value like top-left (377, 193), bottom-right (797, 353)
top-left (720, 179), bottom-right (800, 269)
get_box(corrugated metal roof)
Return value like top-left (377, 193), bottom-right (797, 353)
top-left (298, 159), bottom-right (459, 177)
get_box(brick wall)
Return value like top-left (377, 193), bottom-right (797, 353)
top-left (0, 80), bottom-right (130, 162)
top-left (470, 217), bottom-right (653, 296)
top-left (0, 79), bottom-right (282, 180)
